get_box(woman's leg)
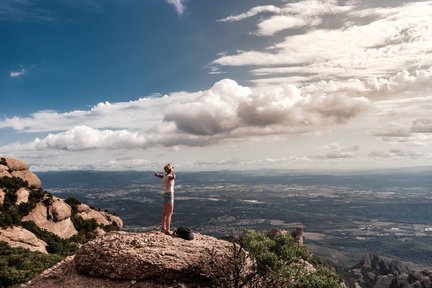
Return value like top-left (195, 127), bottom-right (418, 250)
top-left (162, 203), bottom-right (174, 233)
top-left (165, 203), bottom-right (174, 233)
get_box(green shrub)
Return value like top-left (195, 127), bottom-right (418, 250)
top-left (0, 241), bottom-right (63, 288)
top-left (204, 230), bottom-right (344, 288)
top-left (21, 221), bottom-right (78, 255)
top-left (65, 197), bottom-right (81, 214)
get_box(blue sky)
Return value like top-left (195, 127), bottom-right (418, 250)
top-left (1, 0), bottom-right (256, 114)
top-left (1, 0), bottom-right (432, 171)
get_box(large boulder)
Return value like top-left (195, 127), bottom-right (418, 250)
top-left (0, 226), bottom-right (48, 254)
top-left (0, 164), bottom-right (11, 178)
top-left (0, 156), bottom-right (41, 188)
top-left (48, 198), bottom-right (72, 222)
top-left (11, 170), bottom-right (42, 188)
top-left (22, 202), bottom-right (78, 239)
top-left (75, 231), bottom-right (233, 281)
top-left (2, 157), bottom-right (29, 171)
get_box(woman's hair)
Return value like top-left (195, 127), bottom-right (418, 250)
top-left (164, 163), bottom-right (173, 173)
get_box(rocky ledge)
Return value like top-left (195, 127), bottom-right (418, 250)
top-left (23, 231), bottom-right (235, 288)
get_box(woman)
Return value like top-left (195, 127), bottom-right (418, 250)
top-left (154, 163), bottom-right (175, 235)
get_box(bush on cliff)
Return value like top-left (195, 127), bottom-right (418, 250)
top-left (204, 230), bottom-right (344, 288)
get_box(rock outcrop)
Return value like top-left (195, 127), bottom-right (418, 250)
top-left (77, 203), bottom-right (123, 228)
top-left (22, 202), bottom-right (78, 239)
top-left (0, 226), bottom-right (48, 254)
top-left (0, 157), bottom-right (41, 188)
top-left (349, 253), bottom-right (432, 288)
top-left (75, 231), bottom-right (232, 281)
top-left (23, 231), bottom-right (236, 288)
top-left (1, 156), bottom-right (123, 251)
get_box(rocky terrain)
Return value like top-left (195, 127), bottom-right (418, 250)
top-left (0, 156), bottom-right (122, 253)
top-left (348, 253), bottom-right (432, 288)
top-left (2, 156), bottom-right (431, 288)
top-left (23, 231), bottom-right (235, 288)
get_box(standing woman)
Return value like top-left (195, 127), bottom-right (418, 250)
top-left (154, 163), bottom-right (175, 235)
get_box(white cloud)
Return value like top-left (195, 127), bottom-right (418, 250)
top-left (218, 5), bottom-right (282, 22)
top-left (31, 126), bottom-right (148, 151)
top-left (256, 15), bottom-right (308, 36)
top-left (0, 79), bottom-right (370, 153)
top-left (309, 143), bottom-right (359, 159)
top-left (10, 68), bottom-right (26, 78)
top-left (369, 149), bottom-right (424, 160)
top-left (218, 0), bottom-right (355, 36)
top-left (214, 1), bottom-right (432, 89)
top-left (166, 0), bottom-right (185, 15)
top-left (412, 119), bottom-right (432, 133)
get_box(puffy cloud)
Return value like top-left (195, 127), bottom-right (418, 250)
top-left (163, 79), bottom-right (369, 137)
top-left (1, 79), bottom-right (370, 151)
top-left (30, 126), bottom-right (148, 151)
top-left (166, 0), bottom-right (185, 15)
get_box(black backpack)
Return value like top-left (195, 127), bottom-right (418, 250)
top-left (173, 227), bottom-right (194, 240)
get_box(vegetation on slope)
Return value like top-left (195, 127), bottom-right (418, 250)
top-left (0, 177), bottom-right (119, 287)
top-left (203, 230), bottom-right (344, 288)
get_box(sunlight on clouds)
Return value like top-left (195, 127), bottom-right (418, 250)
top-left (0, 78), bottom-right (370, 152)
top-left (214, 0), bottom-right (432, 87)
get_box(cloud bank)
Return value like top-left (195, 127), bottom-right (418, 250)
top-left (0, 79), bottom-right (370, 152)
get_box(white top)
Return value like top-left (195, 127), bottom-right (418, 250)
top-left (162, 174), bottom-right (175, 193)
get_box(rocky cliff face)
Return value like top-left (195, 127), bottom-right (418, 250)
top-left (349, 253), bottom-right (432, 288)
top-left (0, 156), bottom-right (123, 254)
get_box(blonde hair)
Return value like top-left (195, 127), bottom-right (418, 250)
top-left (164, 163), bottom-right (173, 173)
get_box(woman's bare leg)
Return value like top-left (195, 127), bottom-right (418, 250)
top-left (161, 203), bottom-right (174, 234)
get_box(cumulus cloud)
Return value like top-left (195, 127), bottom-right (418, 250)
top-left (30, 126), bottom-right (148, 151)
top-left (0, 79), bottom-right (370, 152)
top-left (163, 79), bottom-right (369, 137)
top-left (166, 0), bottom-right (185, 15)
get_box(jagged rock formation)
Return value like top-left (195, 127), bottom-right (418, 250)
top-left (349, 253), bottom-right (432, 288)
top-left (23, 231), bottom-right (235, 288)
top-left (0, 226), bottom-right (48, 254)
top-left (0, 156), bottom-right (123, 251)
